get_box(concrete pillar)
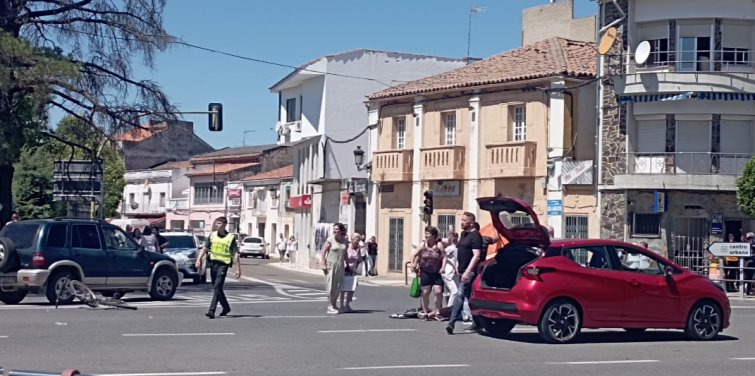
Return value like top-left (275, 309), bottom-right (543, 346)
top-left (467, 95), bottom-right (481, 217)
top-left (548, 81), bottom-right (566, 237)
top-left (365, 103), bottom-right (380, 241)
top-left (411, 99), bottom-right (424, 247)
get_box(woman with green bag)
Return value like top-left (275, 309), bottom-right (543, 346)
top-left (410, 272), bottom-right (421, 298)
top-left (411, 226), bottom-right (447, 321)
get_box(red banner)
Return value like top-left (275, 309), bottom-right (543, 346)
top-left (227, 189), bottom-right (242, 197)
top-left (340, 190), bottom-right (349, 205)
top-left (290, 194), bottom-right (312, 208)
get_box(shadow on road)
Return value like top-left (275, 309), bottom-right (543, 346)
top-left (480, 331), bottom-right (739, 344)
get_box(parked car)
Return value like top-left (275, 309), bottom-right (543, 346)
top-left (469, 197), bottom-right (731, 344)
top-left (160, 231), bottom-right (207, 284)
top-left (239, 236), bottom-right (269, 258)
top-left (0, 218), bottom-right (182, 305)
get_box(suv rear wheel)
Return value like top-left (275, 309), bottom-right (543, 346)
top-left (538, 299), bottom-right (582, 344)
top-left (149, 269), bottom-right (178, 300)
top-left (0, 237), bottom-right (19, 273)
top-left (46, 269), bottom-right (78, 305)
top-left (0, 290), bottom-right (28, 305)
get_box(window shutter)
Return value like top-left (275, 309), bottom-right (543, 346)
top-left (723, 23), bottom-right (752, 49)
top-left (636, 120), bottom-right (666, 153)
top-left (676, 121), bottom-right (711, 152)
top-left (721, 120), bottom-right (751, 154)
top-left (639, 22), bottom-right (668, 41)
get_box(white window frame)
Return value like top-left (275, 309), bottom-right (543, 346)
top-left (396, 118), bottom-right (406, 149)
top-left (444, 112), bottom-right (456, 146)
top-left (513, 106), bottom-right (526, 141)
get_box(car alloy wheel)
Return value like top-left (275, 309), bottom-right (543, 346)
top-left (155, 275), bottom-right (173, 297)
top-left (0, 243), bottom-right (4, 263)
top-left (689, 303), bottom-right (720, 340)
top-left (539, 300), bottom-right (581, 344)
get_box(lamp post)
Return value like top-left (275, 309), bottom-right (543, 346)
top-left (353, 146), bottom-right (371, 172)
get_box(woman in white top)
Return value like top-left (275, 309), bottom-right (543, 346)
top-left (441, 232), bottom-right (460, 308)
top-left (139, 226), bottom-right (161, 253)
top-left (287, 236), bottom-right (298, 267)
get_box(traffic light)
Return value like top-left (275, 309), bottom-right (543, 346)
top-left (208, 103), bottom-right (223, 132)
top-left (423, 190), bottom-right (433, 215)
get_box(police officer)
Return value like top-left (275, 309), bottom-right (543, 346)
top-left (196, 217), bottom-right (241, 319)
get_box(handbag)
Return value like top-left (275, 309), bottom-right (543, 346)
top-left (409, 272), bottom-right (421, 299)
top-left (341, 275), bottom-right (358, 292)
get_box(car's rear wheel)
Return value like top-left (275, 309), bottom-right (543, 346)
top-left (624, 328), bottom-right (647, 333)
top-left (0, 237), bottom-right (19, 273)
top-left (685, 300), bottom-right (722, 341)
top-left (149, 269), bottom-right (178, 301)
top-left (479, 317), bottom-right (516, 337)
top-left (102, 291), bottom-right (126, 299)
top-left (46, 269), bottom-right (78, 305)
top-left (0, 290), bottom-right (27, 305)
top-left (538, 299), bottom-right (582, 344)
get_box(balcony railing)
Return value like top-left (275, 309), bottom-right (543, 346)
top-left (125, 170), bottom-right (172, 181)
top-left (372, 149), bottom-right (413, 182)
top-left (419, 145), bottom-right (465, 181)
top-left (625, 152), bottom-right (751, 175)
top-left (625, 49), bottom-right (754, 74)
top-left (168, 199), bottom-right (188, 210)
top-left (481, 141), bottom-right (537, 179)
top-left (123, 202), bottom-right (166, 215)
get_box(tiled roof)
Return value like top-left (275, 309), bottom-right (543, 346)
top-left (113, 125), bottom-right (165, 141)
top-left (242, 165), bottom-right (293, 181)
top-left (152, 161), bottom-right (192, 170)
top-left (368, 38), bottom-right (597, 100)
top-left (189, 144), bottom-right (282, 162)
top-left (185, 163), bottom-right (259, 176)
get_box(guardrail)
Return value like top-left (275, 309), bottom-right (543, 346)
top-left (701, 258), bottom-right (754, 299)
top-left (3, 369), bottom-right (84, 376)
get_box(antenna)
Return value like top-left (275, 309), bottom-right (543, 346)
top-left (467, 4), bottom-right (487, 57)
top-left (635, 41), bottom-right (651, 65)
top-left (598, 27), bottom-right (617, 55)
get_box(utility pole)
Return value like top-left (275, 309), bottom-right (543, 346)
top-left (467, 5), bottom-right (487, 57)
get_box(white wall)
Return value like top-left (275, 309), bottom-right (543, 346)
top-left (634, 0), bottom-right (755, 23)
top-left (279, 75), bottom-right (326, 142)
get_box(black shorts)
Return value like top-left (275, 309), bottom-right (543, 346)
top-left (420, 270), bottom-right (443, 287)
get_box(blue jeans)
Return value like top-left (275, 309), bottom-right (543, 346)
top-left (449, 272), bottom-right (479, 325)
top-left (367, 255), bottom-right (376, 275)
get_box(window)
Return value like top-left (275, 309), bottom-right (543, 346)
top-left (161, 235), bottom-right (196, 249)
top-left (723, 48), bottom-right (751, 66)
top-left (679, 36), bottom-right (711, 71)
top-left (513, 106), bottom-right (526, 141)
top-left (189, 220), bottom-right (205, 231)
top-left (565, 245), bottom-right (612, 270)
top-left (258, 190), bottom-right (267, 211)
top-left (437, 214), bottom-right (456, 238)
top-left (723, 21), bottom-right (752, 67)
top-left (129, 193), bottom-right (135, 204)
top-left (395, 118), bottom-right (406, 149)
top-left (271, 190), bottom-right (279, 208)
top-left (159, 192), bottom-right (166, 207)
top-left (511, 214), bottom-right (532, 226)
top-left (564, 216), bottom-right (588, 239)
top-left (194, 182), bottom-right (223, 204)
top-left (615, 246), bottom-right (664, 275)
top-left (286, 98), bottom-right (297, 122)
top-left (648, 39), bottom-right (669, 66)
top-left (103, 226), bottom-right (138, 251)
top-left (244, 237), bottom-right (263, 244)
top-left (170, 220), bottom-right (185, 230)
top-left (443, 112), bottom-right (456, 145)
top-left (0, 224), bottom-right (40, 249)
top-left (72, 225), bottom-right (101, 250)
top-left (46, 224), bottom-right (68, 248)
top-left (632, 213), bottom-right (661, 236)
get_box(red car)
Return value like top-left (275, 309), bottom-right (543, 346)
top-left (469, 197), bottom-right (731, 344)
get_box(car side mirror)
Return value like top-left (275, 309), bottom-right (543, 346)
top-left (137, 245), bottom-right (145, 252)
top-left (663, 265), bottom-right (674, 279)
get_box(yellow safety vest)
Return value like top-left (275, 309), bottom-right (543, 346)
top-left (209, 231), bottom-right (235, 264)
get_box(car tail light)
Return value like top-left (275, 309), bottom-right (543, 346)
top-left (32, 252), bottom-right (46, 266)
top-left (521, 265), bottom-right (554, 281)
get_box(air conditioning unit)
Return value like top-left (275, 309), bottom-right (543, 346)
top-left (130, 202), bottom-right (139, 210)
top-left (280, 123), bottom-right (291, 135)
top-left (291, 121), bottom-right (302, 132)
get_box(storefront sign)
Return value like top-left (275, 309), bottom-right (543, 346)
top-left (433, 180), bottom-right (460, 196)
top-left (340, 190), bottom-right (349, 205)
top-left (547, 199), bottom-right (562, 215)
top-left (654, 191), bottom-right (667, 213)
top-left (289, 194), bottom-right (312, 208)
top-left (711, 213), bottom-right (724, 235)
top-left (226, 189), bottom-right (242, 197)
top-left (348, 178), bottom-right (369, 195)
top-left (562, 160), bottom-right (593, 185)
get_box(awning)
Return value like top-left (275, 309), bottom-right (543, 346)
top-left (148, 217), bottom-right (166, 225)
top-left (696, 92), bottom-right (755, 101)
top-left (620, 92), bottom-right (755, 104)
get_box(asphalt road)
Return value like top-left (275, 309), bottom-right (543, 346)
top-left (2, 258), bottom-right (755, 376)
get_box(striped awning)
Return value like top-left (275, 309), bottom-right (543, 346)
top-left (620, 92), bottom-right (693, 104)
top-left (697, 92), bottom-right (755, 101)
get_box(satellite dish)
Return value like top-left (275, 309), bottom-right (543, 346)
top-left (598, 27), bottom-right (617, 55)
top-left (635, 41), bottom-right (651, 65)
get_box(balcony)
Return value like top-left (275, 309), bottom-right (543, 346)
top-left (419, 145), bottom-right (465, 181)
top-left (372, 149), bottom-right (413, 182)
top-left (616, 50), bottom-right (755, 95)
top-left (614, 152), bottom-right (751, 191)
top-left (481, 141), bottom-right (537, 179)
top-left (123, 202), bottom-right (166, 215)
top-left (167, 199), bottom-right (188, 210)
top-left (125, 170), bottom-right (172, 182)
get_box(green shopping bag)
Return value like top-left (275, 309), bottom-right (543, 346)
top-left (409, 273), bottom-right (421, 298)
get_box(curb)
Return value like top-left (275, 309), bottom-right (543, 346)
top-left (267, 262), bottom-right (406, 286)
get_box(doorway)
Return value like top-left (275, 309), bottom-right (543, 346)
top-left (388, 217), bottom-right (404, 272)
top-left (671, 217), bottom-right (710, 275)
top-left (258, 222), bottom-right (266, 239)
top-left (725, 220), bottom-right (743, 241)
top-left (271, 223), bottom-right (277, 243)
top-left (355, 197), bottom-right (366, 236)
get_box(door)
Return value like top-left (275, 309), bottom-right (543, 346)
top-left (675, 120), bottom-right (711, 174)
top-left (560, 245), bottom-right (626, 322)
top-left (102, 225), bottom-right (151, 286)
top-left (725, 220), bottom-right (743, 241)
top-left (355, 200), bottom-right (366, 236)
top-left (388, 217), bottom-right (404, 272)
top-left (614, 245), bottom-right (684, 323)
top-left (634, 120), bottom-right (666, 174)
top-left (720, 119), bottom-right (751, 174)
top-left (71, 224), bottom-right (108, 285)
top-left (258, 223), bottom-right (266, 239)
top-left (671, 217), bottom-right (710, 275)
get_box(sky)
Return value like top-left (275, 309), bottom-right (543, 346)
top-left (128, 0), bottom-right (597, 149)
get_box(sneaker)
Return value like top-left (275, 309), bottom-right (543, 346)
top-left (327, 307), bottom-right (340, 314)
top-left (445, 323), bottom-right (455, 335)
top-left (219, 308), bottom-right (231, 317)
top-left (464, 323), bottom-right (480, 333)
top-left (205, 311), bottom-right (215, 319)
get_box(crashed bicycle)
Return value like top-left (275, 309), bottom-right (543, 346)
top-left (55, 277), bottom-right (137, 310)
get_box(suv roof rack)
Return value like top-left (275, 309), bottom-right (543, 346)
top-left (53, 217), bottom-right (107, 223)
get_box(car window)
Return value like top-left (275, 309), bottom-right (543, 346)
top-left (615, 246), bottom-right (664, 275)
top-left (102, 226), bottom-right (138, 251)
top-left (46, 224), bottom-right (68, 248)
top-left (244, 238), bottom-right (262, 244)
top-left (1, 224), bottom-right (39, 249)
top-left (162, 235), bottom-right (196, 248)
top-left (565, 245), bottom-right (612, 270)
top-left (72, 225), bottom-right (102, 250)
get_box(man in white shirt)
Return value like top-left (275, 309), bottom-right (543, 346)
top-left (276, 233), bottom-right (287, 263)
top-left (5, 211), bottom-right (19, 226)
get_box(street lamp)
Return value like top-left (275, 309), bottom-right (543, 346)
top-left (353, 146), bottom-right (371, 172)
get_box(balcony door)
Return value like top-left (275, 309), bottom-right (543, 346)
top-left (676, 120), bottom-right (711, 174)
top-left (719, 119), bottom-right (752, 174)
top-left (635, 120), bottom-right (666, 174)
top-left (388, 217), bottom-right (404, 272)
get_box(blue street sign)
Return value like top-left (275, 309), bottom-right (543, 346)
top-left (547, 199), bottom-right (563, 215)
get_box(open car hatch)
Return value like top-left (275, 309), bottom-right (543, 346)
top-left (477, 196), bottom-right (550, 249)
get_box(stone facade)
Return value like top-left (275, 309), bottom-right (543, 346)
top-left (118, 121), bottom-right (214, 170)
top-left (714, 18), bottom-right (722, 72)
top-left (600, 191), bottom-right (627, 241)
top-left (521, 0), bottom-right (596, 45)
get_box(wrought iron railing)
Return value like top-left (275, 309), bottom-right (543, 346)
top-left (625, 152), bottom-right (751, 175)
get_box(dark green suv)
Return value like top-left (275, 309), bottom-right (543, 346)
top-left (0, 218), bottom-right (182, 305)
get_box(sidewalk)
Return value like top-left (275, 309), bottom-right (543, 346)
top-left (267, 262), bottom-right (407, 286)
top-left (727, 292), bottom-right (755, 301)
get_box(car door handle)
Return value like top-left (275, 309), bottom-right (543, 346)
top-left (73, 252), bottom-right (81, 258)
top-left (628, 280), bottom-right (640, 287)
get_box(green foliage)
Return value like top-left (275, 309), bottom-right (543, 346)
top-left (11, 146), bottom-right (64, 218)
top-left (737, 158), bottom-right (755, 217)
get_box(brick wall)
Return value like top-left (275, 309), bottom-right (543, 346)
top-left (522, 0), bottom-right (596, 45)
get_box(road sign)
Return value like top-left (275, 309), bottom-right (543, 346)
top-left (547, 200), bottom-right (562, 215)
top-left (53, 160), bottom-right (104, 200)
top-left (707, 242), bottom-right (752, 257)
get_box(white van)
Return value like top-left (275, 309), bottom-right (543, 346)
top-left (109, 218), bottom-right (151, 232)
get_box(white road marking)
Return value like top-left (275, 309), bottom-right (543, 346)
top-left (0, 298), bottom-right (327, 310)
top-left (260, 315), bottom-right (331, 318)
top-left (731, 306), bottom-right (755, 309)
top-left (288, 289), bottom-right (310, 292)
top-left (293, 279), bottom-right (311, 284)
top-left (319, 329), bottom-right (416, 333)
top-left (122, 333), bottom-right (235, 337)
top-left (97, 372), bottom-right (226, 376)
top-left (297, 292), bottom-right (327, 296)
top-left (341, 365), bottom-right (468, 370)
top-left (549, 360), bottom-right (659, 365)
top-left (0, 335), bottom-right (8, 338)
top-left (732, 358), bottom-right (755, 360)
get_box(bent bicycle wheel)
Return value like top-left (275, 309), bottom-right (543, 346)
top-left (100, 298), bottom-right (138, 310)
top-left (68, 280), bottom-right (98, 308)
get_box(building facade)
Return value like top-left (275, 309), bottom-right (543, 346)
top-left (522, 0), bottom-right (597, 45)
top-left (238, 165), bottom-right (295, 248)
top-left (113, 120), bottom-right (214, 170)
top-left (270, 49), bottom-right (468, 268)
top-left (368, 38), bottom-right (598, 276)
top-left (596, 0), bottom-right (755, 274)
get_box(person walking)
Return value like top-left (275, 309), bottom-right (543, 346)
top-left (340, 234), bottom-right (362, 313)
top-left (132, 228), bottom-right (142, 243)
top-left (276, 233), bottom-right (287, 263)
top-left (412, 226), bottom-right (446, 321)
top-left (196, 217), bottom-right (241, 319)
top-left (446, 212), bottom-right (484, 334)
top-left (139, 226), bottom-right (161, 253)
top-left (366, 236), bottom-right (378, 277)
top-left (441, 232), bottom-right (460, 308)
top-left (287, 235), bottom-right (298, 267)
top-left (321, 223), bottom-right (349, 314)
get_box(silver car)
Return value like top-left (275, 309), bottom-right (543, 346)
top-left (161, 231), bottom-right (208, 284)
top-left (239, 236), bottom-right (269, 258)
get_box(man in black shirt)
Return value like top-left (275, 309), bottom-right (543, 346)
top-left (446, 212), bottom-right (484, 334)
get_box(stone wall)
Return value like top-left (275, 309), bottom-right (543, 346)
top-left (120, 121), bottom-right (214, 170)
top-left (600, 191), bottom-right (626, 241)
top-left (521, 0), bottom-right (597, 45)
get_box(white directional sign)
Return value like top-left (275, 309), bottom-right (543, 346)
top-left (707, 242), bottom-right (752, 257)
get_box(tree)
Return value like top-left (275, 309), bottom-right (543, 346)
top-left (0, 0), bottom-right (178, 224)
top-left (737, 159), bottom-right (755, 217)
top-left (11, 145), bottom-right (64, 218)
